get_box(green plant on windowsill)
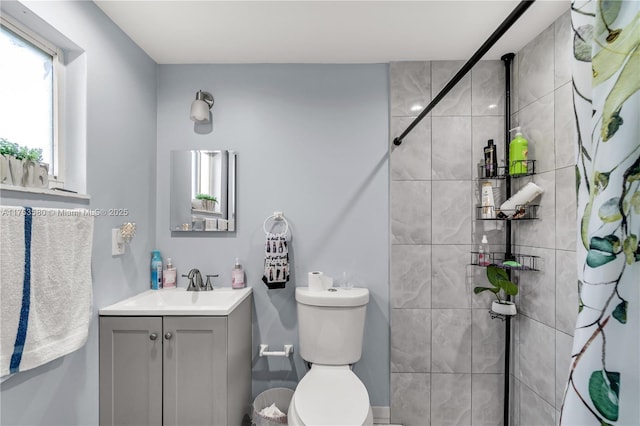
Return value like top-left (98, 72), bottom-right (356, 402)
top-left (24, 148), bottom-right (43, 162)
top-left (473, 265), bottom-right (519, 316)
top-left (0, 138), bottom-right (19, 157)
top-left (0, 139), bottom-right (42, 161)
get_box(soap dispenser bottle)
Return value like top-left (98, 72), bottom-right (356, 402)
top-left (478, 235), bottom-right (490, 266)
top-left (163, 258), bottom-right (177, 289)
top-left (231, 258), bottom-right (245, 289)
top-left (509, 127), bottom-right (529, 175)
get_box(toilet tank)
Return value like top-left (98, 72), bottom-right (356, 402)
top-left (295, 287), bottom-right (369, 365)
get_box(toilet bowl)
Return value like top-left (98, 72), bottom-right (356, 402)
top-left (290, 287), bottom-right (373, 426)
top-left (287, 365), bottom-right (373, 426)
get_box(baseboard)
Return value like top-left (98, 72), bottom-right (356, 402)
top-left (372, 406), bottom-right (390, 424)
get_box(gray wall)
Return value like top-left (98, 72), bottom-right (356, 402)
top-left (155, 64), bottom-right (390, 405)
top-left (0, 1), bottom-right (157, 425)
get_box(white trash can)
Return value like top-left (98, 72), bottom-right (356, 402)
top-left (252, 388), bottom-right (294, 426)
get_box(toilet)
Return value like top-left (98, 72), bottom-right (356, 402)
top-left (288, 286), bottom-right (374, 426)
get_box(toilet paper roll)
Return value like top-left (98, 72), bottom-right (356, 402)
top-left (308, 271), bottom-right (333, 291)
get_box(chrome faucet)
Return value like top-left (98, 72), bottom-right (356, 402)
top-left (184, 268), bottom-right (203, 291)
top-left (182, 269), bottom-right (218, 291)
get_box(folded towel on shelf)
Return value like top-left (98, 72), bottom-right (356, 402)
top-left (0, 206), bottom-right (94, 377)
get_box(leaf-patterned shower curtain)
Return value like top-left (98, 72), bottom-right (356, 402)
top-left (561, 1), bottom-right (639, 425)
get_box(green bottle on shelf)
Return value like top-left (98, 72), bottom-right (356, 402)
top-left (509, 127), bottom-right (528, 175)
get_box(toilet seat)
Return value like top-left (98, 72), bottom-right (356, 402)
top-left (292, 365), bottom-right (370, 426)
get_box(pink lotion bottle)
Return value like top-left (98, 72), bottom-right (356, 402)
top-left (231, 257), bottom-right (245, 289)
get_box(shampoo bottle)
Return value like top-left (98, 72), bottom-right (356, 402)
top-left (509, 127), bottom-right (529, 175)
top-left (151, 250), bottom-right (163, 290)
top-left (483, 139), bottom-right (496, 177)
top-left (231, 258), bottom-right (245, 289)
top-left (163, 258), bottom-right (177, 289)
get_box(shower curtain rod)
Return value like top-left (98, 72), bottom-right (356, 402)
top-left (392, 0), bottom-right (536, 146)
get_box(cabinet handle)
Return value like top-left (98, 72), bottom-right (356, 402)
top-left (149, 333), bottom-right (158, 341)
top-left (164, 332), bottom-right (173, 340)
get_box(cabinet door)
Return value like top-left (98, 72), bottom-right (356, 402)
top-left (99, 316), bottom-right (163, 426)
top-left (163, 316), bottom-right (228, 426)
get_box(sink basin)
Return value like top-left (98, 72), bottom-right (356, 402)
top-left (99, 287), bottom-right (252, 316)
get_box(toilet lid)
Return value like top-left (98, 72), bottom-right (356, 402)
top-left (294, 366), bottom-right (370, 426)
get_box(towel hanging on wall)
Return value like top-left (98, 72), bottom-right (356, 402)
top-left (262, 212), bottom-right (290, 290)
top-left (0, 206), bottom-right (94, 377)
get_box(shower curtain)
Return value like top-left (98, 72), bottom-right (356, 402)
top-left (561, 1), bottom-right (639, 425)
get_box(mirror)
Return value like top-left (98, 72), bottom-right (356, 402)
top-left (170, 150), bottom-right (236, 232)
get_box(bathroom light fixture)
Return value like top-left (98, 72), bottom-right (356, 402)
top-left (190, 90), bottom-right (214, 123)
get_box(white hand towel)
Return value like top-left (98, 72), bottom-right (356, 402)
top-left (0, 206), bottom-right (94, 377)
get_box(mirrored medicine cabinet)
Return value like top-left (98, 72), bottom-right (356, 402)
top-left (170, 150), bottom-right (236, 232)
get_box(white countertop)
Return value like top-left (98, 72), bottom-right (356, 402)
top-left (99, 287), bottom-right (252, 316)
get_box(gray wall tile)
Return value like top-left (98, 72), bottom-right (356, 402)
top-left (472, 309), bottom-right (505, 373)
top-left (518, 24), bottom-right (554, 108)
top-left (555, 330), bottom-right (573, 409)
top-left (432, 245), bottom-right (472, 308)
top-left (510, 376), bottom-right (521, 426)
top-left (432, 309), bottom-right (472, 373)
top-left (391, 181), bottom-right (431, 244)
top-left (518, 93), bottom-right (555, 174)
top-left (391, 245), bottom-right (432, 309)
top-left (555, 166), bottom-right (576, 250)
top-left (391, 61), bottom-right (431, 117)
top-left (516, 247), bottom-right (556, 328)
top-left (555, 249), bottom-right (578, 336)
top-left (512, 53), bottom-right (520, 114)
top-left (520, 383), bottom-right (556, 426)
top-left (472, 60), bottom-right (505, 116)
top-left (514, 171), bottom-right (556, 249)
top-left (512, 316), bottom-right (521, 378)
top-left (554, 83), bottom-right (575, 169)
top-left (554, 10), bottom-right (572, 89)
top-left (432, 116), bottom-right (472, 180)
top-left (432, 61), bottom-right (471, 116)
top-left (391, 373), bottom-right (430, 426)
top-left (519, 316), bottom-right (555, 404)
top-left (391, 116), bottom-right (431, 181)
top-left (431, 373), bottom-right (472, 425)
top-left (391, 309), bottom-right (431, 373)
top-left (472, 374), bottom-right (503, 426)
top-left (432, 180), bottom-right (472, 244)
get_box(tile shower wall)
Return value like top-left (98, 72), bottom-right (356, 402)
top-left (390, 58), bottom-right (506, 426)
top-left (511, 10), bottom-right (576, 426)
top-left (389, 9), bottom-right (574, 426)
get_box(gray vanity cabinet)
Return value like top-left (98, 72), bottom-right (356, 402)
top-left (99, 316), bottom-right (163, 426)
top-left (99, 297), bottom-right (251, 426)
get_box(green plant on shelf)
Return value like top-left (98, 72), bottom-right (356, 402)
top-left (473, 265), bottom-right (518, 303)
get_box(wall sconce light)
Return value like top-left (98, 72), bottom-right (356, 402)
top-left (190, 90), bottom-right (214, 123)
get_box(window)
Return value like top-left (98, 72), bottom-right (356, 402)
top-left (0, 16), bottom-right (60, 179)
